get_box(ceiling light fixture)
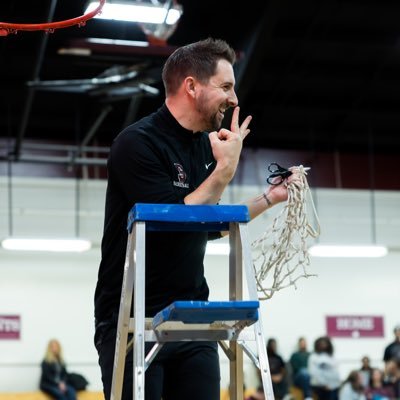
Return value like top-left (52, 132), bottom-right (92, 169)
top-left (309, 125), bottom-right (388, 259)
top-left (2, 149), bottom-right (92, 254)
top-left (309, 244), bottom-right (387, 258)
top-left (1, 238), bottom-right (92, 253)
top-left (85, 1), bottom-right (181, 24)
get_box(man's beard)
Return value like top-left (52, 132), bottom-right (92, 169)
top-left (196, 93), bottom-right (225, 131)
top-left (206, 112), bottom-right (221, 132)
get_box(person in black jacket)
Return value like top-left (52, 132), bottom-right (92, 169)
top-left (383, 325), bottom-right (400, 372)
top-left (94, 38), bottom-right (299, 400)
top-left (39, 339), bottom-right (76, 400)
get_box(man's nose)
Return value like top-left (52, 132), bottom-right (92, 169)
top-left (228, 90), bottom-right (238, 107)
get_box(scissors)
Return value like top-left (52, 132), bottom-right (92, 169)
top-left (266, 162), bottom-right (293, 185)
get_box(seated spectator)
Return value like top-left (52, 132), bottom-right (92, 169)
top-left (384, 359), bottom-right (400, 399)
top-left (339, 370), bottom-right (366, 400)
top-left (392, 358), bottom-right (400, 399)
top-left (308, 336), bottom-right (341, 400)
top-left (290, 337), bottom-right (312, 400)
top-left (245, 388), bottom-right (265, 400)
top-left (364, 368), bottom-right (395, 400)
top-left (39, 339), bottom-right (76, 400)
top-left (267, 338), bottom-right (289, 400)
top-left (247, 338), bottom-right (290, 400)
top-left (359, 356), bottom-right (374, 389)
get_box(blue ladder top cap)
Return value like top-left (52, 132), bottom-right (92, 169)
top-left (127, 204), bottom-right (250, 233)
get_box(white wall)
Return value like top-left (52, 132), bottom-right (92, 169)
top-left (0, 177), bottom-right (399, 391)
top-left (0, 250), bottom-right (101, 391)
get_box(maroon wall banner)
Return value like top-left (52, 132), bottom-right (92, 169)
top-left (326, 315), bottom-right (384, 338)
top-left (0, 315), bottom-right (21, 339)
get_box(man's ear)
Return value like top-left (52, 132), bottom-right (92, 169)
top-left (183, 77), bottom-right (196, 98)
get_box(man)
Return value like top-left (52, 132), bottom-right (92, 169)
top-left (94, 38), bottom-right (297, 400)
top-left (383, 325), bottom-right (400, 373)
top-left (290, 337), bottom-right (312, 400)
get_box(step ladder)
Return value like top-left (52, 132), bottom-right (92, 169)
top-left (110, 203), bottom-right (275, 400)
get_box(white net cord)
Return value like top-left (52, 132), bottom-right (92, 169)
top-left (252, 165), bottom-right (321, 300)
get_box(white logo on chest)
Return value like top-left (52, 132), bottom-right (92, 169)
top-left (173, 163), bottom-right (189, 188)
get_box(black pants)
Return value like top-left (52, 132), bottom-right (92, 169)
top-left (95, 324), bottom-right (220, 400)
top-left (40, 384), bottom-right (76, 400)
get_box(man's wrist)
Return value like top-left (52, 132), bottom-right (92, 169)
top-left (213, 161), bottom-right (236, 183)
top-left (263, 193), bottom-right (273, 207)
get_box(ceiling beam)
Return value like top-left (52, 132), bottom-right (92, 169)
top-left (13, 0), bottom-right (59, 160)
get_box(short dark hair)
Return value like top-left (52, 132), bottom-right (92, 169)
top-left (162, 38), bottom-right (236, 96)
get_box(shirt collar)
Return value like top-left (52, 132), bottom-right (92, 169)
top-left (156, 103), bottom-right (203, 141)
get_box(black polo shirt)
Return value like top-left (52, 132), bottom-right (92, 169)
top-left (94, 104), bottom-right (219, 322)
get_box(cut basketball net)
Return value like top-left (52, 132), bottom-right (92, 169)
top-left (252, 165), bottom-right (320, 300)
top-left (0, 0), bottom-right (106, 36)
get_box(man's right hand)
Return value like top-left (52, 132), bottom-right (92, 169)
top-left (184, 107), bottom-right (252, 205)
top-left (209, 106), bottom-right (252, 181)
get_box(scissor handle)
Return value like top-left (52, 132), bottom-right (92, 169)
top-left (266, 163), bottom-right (292, 185)
top-left (268, 162), bottom-right (281, 173)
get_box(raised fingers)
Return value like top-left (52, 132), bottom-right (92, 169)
top-left (230, 106), bottom-right (240, 133)
top-left (240, 115), bottom-right (252, 139)
top-left (230, 106), bottom-right (252, 138)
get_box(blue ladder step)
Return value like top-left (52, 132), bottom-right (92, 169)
top-left (152, 300), bottom-right (259, 328)
top-left (127, 204), bottom-right (250, 232)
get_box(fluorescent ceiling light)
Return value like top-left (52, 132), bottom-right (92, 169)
top-left (206, 243), bottom-right (230, 256)
top-left (1, 238), bottom-right (92, 253)
top-left (85, 2), bottom-right (181, 24)
top-left (309, 244), bottom-right (388, 258)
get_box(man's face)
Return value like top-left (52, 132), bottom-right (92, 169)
top-left (195, 59), bottom-right (238, 131)
top-left (299, 338), bottom-right (307, 351)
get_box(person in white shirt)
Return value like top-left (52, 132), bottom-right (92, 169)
top-left (308, 336), bottom-right (341, 400)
